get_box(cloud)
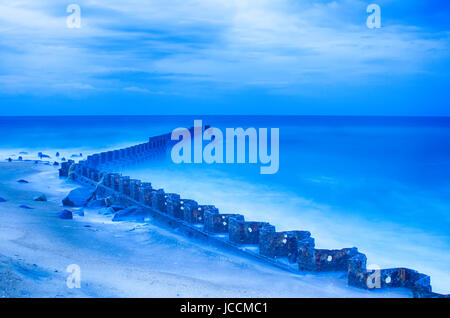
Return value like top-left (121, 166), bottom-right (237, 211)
top-left (124, 86), bottom-right (151, 94)
top-left (0, 0), bottom-right (448, 96)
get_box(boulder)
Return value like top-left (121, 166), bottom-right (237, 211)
top-left (58, 210), bottom-right (73, 220)
top-left (112, 206), bottom-right (147, 222)
top-left (17, 179), bottom-right (29, 184)
top-left (0, 197), bottom-right (6, 203)
top-left (19, 205), bottom-right (33, 209)
top-left (62, 187), bottom-right (94, 207)
top-left (102, 207), bottom-right (116, 215)
top-left (86, 199), bottom-right (105, 208)
top-left (38, 152), bottom-right (51, 159)
top-left (34, 194), bottom-right (47, 202)
top-left (109, 205), bottom-right (125, 212)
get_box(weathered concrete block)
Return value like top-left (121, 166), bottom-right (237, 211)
top-left (91, 170), bottom-right (100, 182)
top-left (204, 209), bottom-right (243, 233)
top-left (59, 160), bottom-right (74, 177)
top-left (151, 189), bottom-right (166, 211)
top-left (182, 200), bottom-right (203, 223)
top-left (82, 165), bottom-right (88, 178)
top-left (348, 261), bottom-right (433, 296)
top-left (129, 179), bottom-right (141, 201)
top-left (347, 252), bottom-right (368, 289)
top-left (259, 229), bottom-right (311, 262)
top-left (119, 176), bottom-right (130, 197)
top-left (298, 246), bottom-right (359, 272)
top-left (103, 173), bottom-right (112, 187)
top-left (110, 173), bottom-right (120, 191)
top-left (165, 193), bottom-right (182, 219)
top-left (228, 217), bottom-right (273, 245)
top-left (139, 183), bottom-right (153, 205)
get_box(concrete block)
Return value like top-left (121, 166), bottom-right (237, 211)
top-left (259, 229), bottom-right (311, 262)
top-left (151, 189), bottom-right (166, 212)
top-left (204, 209), bottom-right (244, 233)
top-left (298, 246), bottom-right (360, 272)
top-left (165, 193), bottom-right (182, 219)
top-left (228, 216), bottom-right (273, 245)
top-left (182, 200), bottom-right (203, 223)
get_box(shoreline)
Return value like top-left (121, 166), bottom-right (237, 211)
top-left (0, 161), bottom-right (411, 298)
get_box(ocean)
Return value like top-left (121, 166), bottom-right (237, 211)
top-left (1, 115), bottom-right (449, 293)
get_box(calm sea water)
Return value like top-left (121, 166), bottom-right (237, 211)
top-left (1, 116), bottom-right (449, 292)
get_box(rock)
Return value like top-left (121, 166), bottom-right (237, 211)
top-left (101, 205), bottom-right (124, 216)
top-left (110, 205), bottom-right (125, 212)
top-left (61, 157), bottom-right (66, 162)
top-left (53, 162), bottom-right (59, 166)
top-left (58, 209), bottom-right (73, 220)
top-left (102, 207), bottom-right (115, 215)
top-left (18, 156), bottom-right (23, 161)
top-left (0, 197), bottom-right (7, 203)
top-left (62, 187), bottom-right (94, 207)
top-left (7, 158), bottom-right (12, 162)
top-left (75, 209), bottom-right (85, 217)
top-left (112, 206), bottom-right (147, 222)
top-left (38, 152), bottom-right (51, 159)
top-left (56, 152), bottom-right (60, 157)
top-left (19, 205), bottom-right (33, 209)
top-left (34, 194), bottom-right (47, 202)
top-left (17, 179), bottom-right (29, 184)
top-left (86, 199), bottom-right (105, 208)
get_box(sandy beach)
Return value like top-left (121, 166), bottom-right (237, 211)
top-left (0, 161), bottom-right (411, 298)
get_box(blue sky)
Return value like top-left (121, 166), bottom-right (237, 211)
top-left (0, 0), bottom-right (449, 115)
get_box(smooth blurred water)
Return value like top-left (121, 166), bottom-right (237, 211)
top-left (1, 115), bottom-right (449, 292)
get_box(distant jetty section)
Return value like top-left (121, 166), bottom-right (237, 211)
top-left (59, 127), bottom-right (448, 298)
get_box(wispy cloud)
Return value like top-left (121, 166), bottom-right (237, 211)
top-left (0, 0), bottom-right (448, 96)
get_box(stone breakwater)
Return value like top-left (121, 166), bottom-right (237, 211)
top-left (59, 129), bottom-right (448, 298)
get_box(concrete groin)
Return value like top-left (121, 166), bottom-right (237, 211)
top-left (59, 129), bottom-right (448, 298)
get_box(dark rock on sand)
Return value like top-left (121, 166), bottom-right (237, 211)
top-left (34, 194), bottom-right (47, 202)
top-left (38, 152), bottom-right (51, 159)
top-left (0, 197), bottom-right (7, 203)
top-left (17, 179), bottom-right (29, 184)
top-left (7, 158), bottom-right (12, 162)
top-left (58, 210), bottom-right (73, 220)
top-left (53, 162), bottom-right (59, 166)
top-left (112, 206), bottom-right (147, 222)
top-left (19, 205), bottom-right (33, 209)
top-left (56, 152), bottom-right (60, 157)
top-left (62, 187), bottom-right (94, 207)
top-left (110, 205), bottom-right (125, 212)
top-left (86, 198), bottom-right (106, 208)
